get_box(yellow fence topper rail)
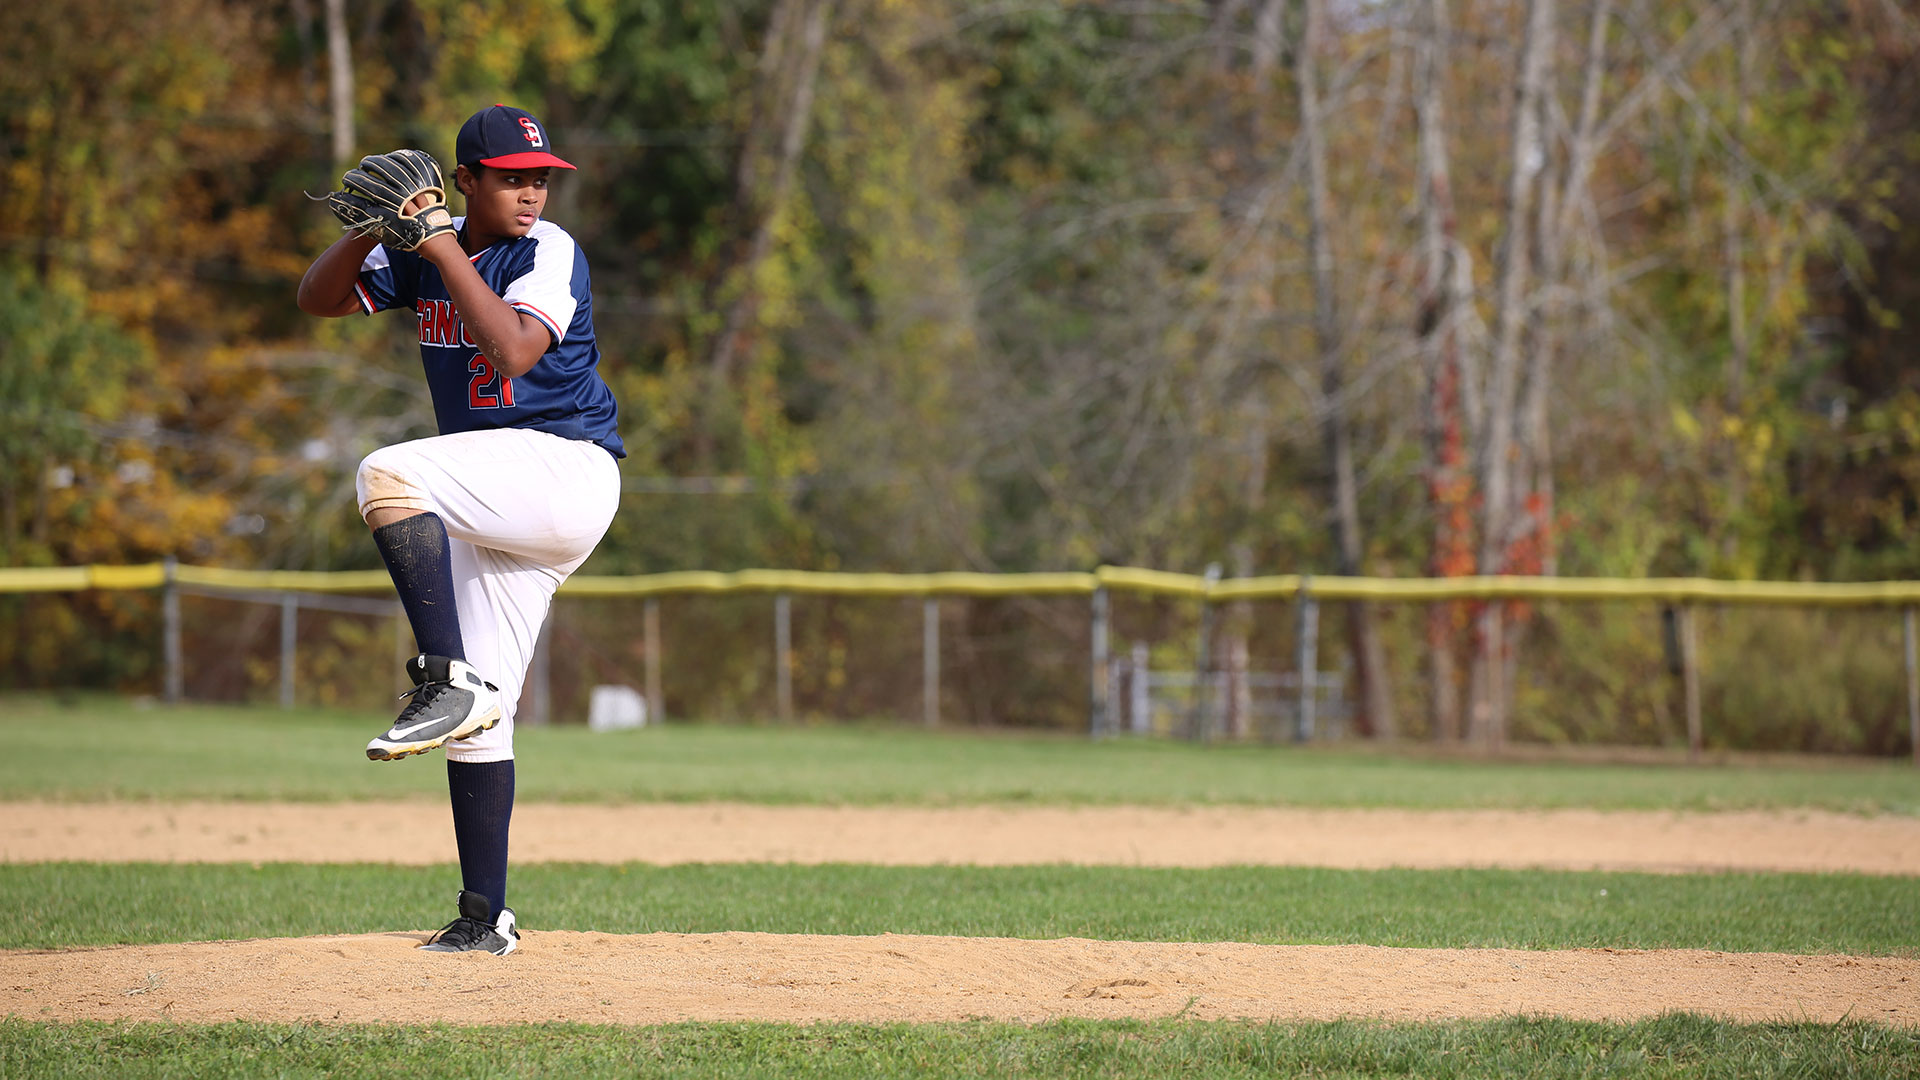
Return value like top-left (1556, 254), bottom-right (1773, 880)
top-left (4, 564), bottom-right (1920, 606)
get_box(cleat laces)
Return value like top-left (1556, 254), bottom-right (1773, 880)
top-left (425, 915), bottom-right (494, 950)
top-left (394, 680), bottom-right (455, 717)
top-left (394, 672), bottom-right (500, 709)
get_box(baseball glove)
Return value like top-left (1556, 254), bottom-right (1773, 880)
top-left (318, 149), bottom-right (456, 251)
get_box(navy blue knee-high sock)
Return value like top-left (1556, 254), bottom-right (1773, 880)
top-left (446, 759), bottom-right (514, 922)
top-left (372, 513), bottom-right (465, 661)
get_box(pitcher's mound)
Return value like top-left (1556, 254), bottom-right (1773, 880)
top-left (5, 932), bottom-right (1913, 1026)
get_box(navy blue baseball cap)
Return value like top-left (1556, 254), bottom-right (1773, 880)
top-left (455, 104), bottom-right (576, 170)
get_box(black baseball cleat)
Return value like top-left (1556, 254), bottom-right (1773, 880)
top-left (420, 890), bottom-right (519, 955)
top-left (366, 655), bottom-right (502, 761)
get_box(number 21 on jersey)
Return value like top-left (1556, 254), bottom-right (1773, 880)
top-left (468, 354), bottom-right (516, 408)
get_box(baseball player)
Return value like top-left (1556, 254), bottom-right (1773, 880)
top-left (295, 105), bottom-right (623, 955)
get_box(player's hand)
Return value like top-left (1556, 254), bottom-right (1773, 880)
top-left (405, 192), bottom-right (463, 258)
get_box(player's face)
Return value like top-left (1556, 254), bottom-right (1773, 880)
top-left (460, 166), bottom-right (551, 240)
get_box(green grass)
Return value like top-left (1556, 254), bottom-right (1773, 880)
top-left (4, 695), bottom-right (1917, 811)
top-left (6, 863), bottom-right (1915, 954)
top-left (3, 1015), bottom-right (1915, 1078)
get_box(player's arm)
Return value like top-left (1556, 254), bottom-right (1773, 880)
top-left (296, 232), bottom-right (382, 317)
top-left (416, 235), bottom-right (552, 378)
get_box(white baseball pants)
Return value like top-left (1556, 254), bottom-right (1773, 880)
top-left (356, 427), bottom-right (621, 762)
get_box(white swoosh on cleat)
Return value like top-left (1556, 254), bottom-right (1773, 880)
top-left (386, 716), bottom-right (457, 740)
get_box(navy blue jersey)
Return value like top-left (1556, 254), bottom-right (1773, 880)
top-left (354, 219), bottom-right (625, 459)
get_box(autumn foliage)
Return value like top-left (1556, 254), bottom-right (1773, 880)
top-left (3, 0), bottom-right (1918, 750)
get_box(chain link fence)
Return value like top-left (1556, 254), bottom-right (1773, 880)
top-left (2, 564), bottom-right (1918, 760)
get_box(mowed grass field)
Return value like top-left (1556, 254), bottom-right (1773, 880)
top-left (4, 694), bottom-right (1919, 1077)
top-left (7, 862), bottom-right (1917, 954)
top-left (3, 694), bottom-right (1917, 811)
top-left (5, 1015), bottom-right (1914, 1079)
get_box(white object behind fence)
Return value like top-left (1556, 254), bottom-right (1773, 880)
top-left (588, 684), bottom-right (649, 732)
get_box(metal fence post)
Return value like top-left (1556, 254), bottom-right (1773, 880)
top-left (528, 609), bottom-right (552, 726)
top-left (643, 597), bottom-right (663, 725)
top-left (1905, 607), bottom-right (1918, 768)
top-left (279, 591), bottom-right (298, 709)
top-left (1090, 586), bottom-right (1110, 736)
top-left (1295, 575), bottom-right (1318, 742)
top-left (1681, 604), bottom-right (1703, 763)
top-left (1130, 640), bottom-right (1151, 734)
top-left (1226, 636), bottom-right (1250, 739)
top-left (162, 556), bottom-right (182, 704)
top-left (775, 592), bottom-right (793, 722)
top-left (923, 597), bottom-right (940, 728)
top-left (1190, 564), bottom-right (1221, 741)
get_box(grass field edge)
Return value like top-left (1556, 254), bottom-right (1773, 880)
top-left (2, 1013), bottom-right (1915, 1079)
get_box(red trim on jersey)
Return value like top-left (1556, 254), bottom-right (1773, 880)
top-left (477, 151), bottom-right (576, 170)
top-left (355, 279), bottom-right (377, 314)
top-left (511, 301), bottom-right (564, 344)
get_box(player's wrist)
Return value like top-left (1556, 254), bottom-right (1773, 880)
top-left (414, 232), bottom-right (464, 261)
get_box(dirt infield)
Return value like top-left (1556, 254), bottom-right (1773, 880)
top-left (4, 801), bottom-right (1917, 874)
top-left (4, 932), bottom-right (1913, 1026)
top-left (9, 801), bottom-right (1917, 1027)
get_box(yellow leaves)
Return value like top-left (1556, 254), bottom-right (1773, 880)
top-left (1895, 396), bottom-right (1920, 450)
top-left (416, 0), bottom-right (615, 105)
top-left (753, 209), bottom-right (810, 333)
top-left (1671, 404), bottom-right (1702, 444)
top-left (1705, 412), bottom-right (1778, 476)
top-left (42, 454), bottom-right (234, 565)
top-left (1741, 420), bottom-right (1776, 476)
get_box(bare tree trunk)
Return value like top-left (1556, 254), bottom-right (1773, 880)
top-left (1722, 191), bottom-right (1748, 408)
top-left (1520, 0), bottom-right (1612, 586)
top-left (701, 0), bottom-right (834, 463)
top-left (1416, 0), bottom-right (1467, 741)
top-left (1504, 0), bottom-right (1612, 712)
top-left (710, 0), bottom-right (831, 386)
top-left (1251, 0), bottom-right (1285, 81)
top-left (1719, 0), bottom-right (1755, 563)
top-left (325, 0), bottom-right (354, 166)
top-left (1211, 0), bottom-right (1282, 704)
top-left (291, 0), bottom-right (317, 112)
top-left (1722, 0), bottom-right (1758, 411)
top-left (1212, 0), bottom-right (1252, 72)
top-left (1503, 81), bottom-right (1561, 728)
top-left (1298, 0), bottom-right (1394, 739)
top-left (734, 0), bottom-right (803, 201)
top-left (1468, 0), bottom-right (1554, 749)
top-left (1521, 80), bottom-right (1558, 575)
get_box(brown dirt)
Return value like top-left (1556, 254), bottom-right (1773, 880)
top-left (4, 932), bottom-right (1914, 1026)
top-left (4, 801), bottom-right (1917, 875)
top-left (9, 801), bottom-right (1917, 1027)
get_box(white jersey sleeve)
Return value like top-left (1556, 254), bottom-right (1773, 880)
top-left (499, 221), bottom-right (582, 347)
top-left (354, 243), bottom-right (407, 314)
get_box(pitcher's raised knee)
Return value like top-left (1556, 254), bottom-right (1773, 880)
top-left (357, 445), bottom-right (434, 519)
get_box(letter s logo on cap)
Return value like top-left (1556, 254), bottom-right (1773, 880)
top-left (519, 117), bottom-right (544, 146)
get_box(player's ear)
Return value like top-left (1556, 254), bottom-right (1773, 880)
top-left (454, 164), bottom-right (477, 199)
